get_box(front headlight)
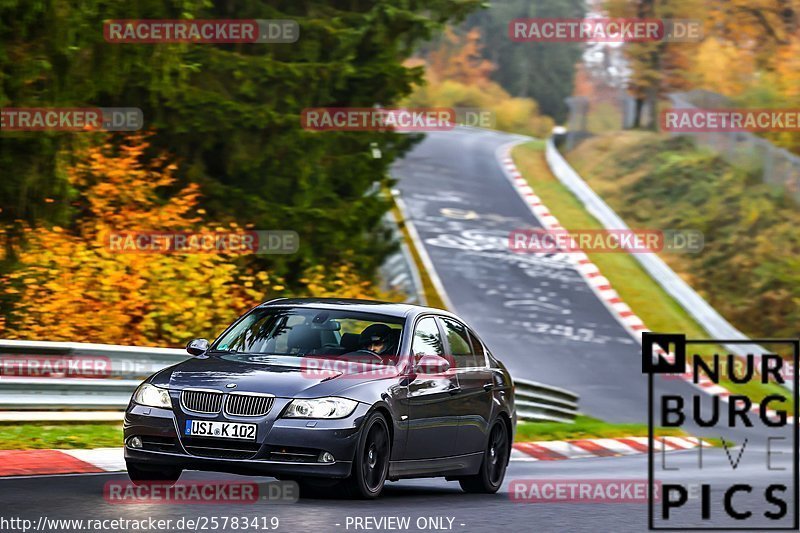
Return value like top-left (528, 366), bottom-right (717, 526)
top-left (132, 383), bottom-right (172, 409)
top-left (283, 397), bottom-right (358, 419)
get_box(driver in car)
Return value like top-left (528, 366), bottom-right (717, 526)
top-left (344, 324), bottom-right (392, 361)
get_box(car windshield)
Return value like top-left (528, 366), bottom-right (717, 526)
top-left (209, 307), bottom-right (404, 363)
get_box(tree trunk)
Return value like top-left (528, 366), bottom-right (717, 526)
top-left (633, 97), bottom-right (645, 129)
top-left (645, 87), bottom-right (658, 130)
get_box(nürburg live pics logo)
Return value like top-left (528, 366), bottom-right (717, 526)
top-left (642, 332), bottom-right (799, 530)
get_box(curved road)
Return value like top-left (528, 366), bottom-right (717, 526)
top-left (0, 128), bottom-right (794, 532)
top-left (395, 127), bottom-right (679, 422)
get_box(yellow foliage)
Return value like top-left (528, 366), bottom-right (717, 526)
top-left (688, 37), bottom-right (756, 96)
top-left (301, 263), bottom-right (399, 302)
top-left (403, 26), bottom-right (554, 138)
top-left (771, 38), bottom-right (800, 103)
top-left (426, 27), bottom-right (495, 87)
top-left (0, 134), bottom-right (284, 346)
top-left (763, 37), bottom-right (800, 152)
top-left (1, 135), bottom-right (400, 345)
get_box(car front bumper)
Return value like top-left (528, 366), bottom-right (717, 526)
top-left (123, 400), bottom-right (370, 479)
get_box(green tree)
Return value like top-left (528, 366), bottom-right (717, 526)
top-left (465, 0), bottom-right (586, 123)
top-left (1, 0), bottom-right (482, 285)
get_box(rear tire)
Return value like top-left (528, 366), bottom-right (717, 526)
top-left (339, 411), bottom-right (391, 499)
top-left (459, 418), bottom-right (509, 494)
top-left (126, 462), bottom-right (182, 487)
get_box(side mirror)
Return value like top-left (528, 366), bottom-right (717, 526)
top-left (415, 354), bottom-right (451, 374)
top-left (186, 338), bottom-right (210, 356)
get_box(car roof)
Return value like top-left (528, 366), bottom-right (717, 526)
top-left (256, 297), bottom-right (455, 320)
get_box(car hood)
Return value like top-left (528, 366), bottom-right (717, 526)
top-left (155, 354), bottom-right (399, 398)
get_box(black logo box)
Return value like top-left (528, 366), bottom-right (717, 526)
top-left (643, 334), bottom-right (799, 531)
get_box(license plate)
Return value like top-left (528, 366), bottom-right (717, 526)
top-left (185, 420), bottom-right (257, 440)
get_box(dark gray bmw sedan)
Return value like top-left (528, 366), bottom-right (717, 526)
top-left (124, 298), bottom-right (515, 498)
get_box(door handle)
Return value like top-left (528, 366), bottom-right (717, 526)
top-left (483, 382), bottom-right (494, 391)
top-left (448, 385), bottom-right (462, 395)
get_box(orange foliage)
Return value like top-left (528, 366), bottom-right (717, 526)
top-left (771, 37), bottom-right (800, 102)
top-left (0, 134), bottom-right (400, 345)
top-left (426, 28), bottom-right (495, 87)
top-left (1, 134), bottom-right (283, 346)
top-left (404, 27), bottom-right (554, 137)
top-left (301, 264), bottom-right (386, 300)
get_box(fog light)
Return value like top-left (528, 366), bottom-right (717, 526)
top-left (129, 436), bottom-right (143, 449)
top-left (319, 451), bottom-right (335, 463)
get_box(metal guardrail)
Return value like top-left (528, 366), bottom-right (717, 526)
top-left (514, 378), bottom-right (580, 424)
top-left (0, 339), bottom-right (188, 379)
top-left (0, 378), bottom-right (141, 410)
top-left (0, 340), bottom-right (188, 410)
top-left (1, 340), bottom-right (582, 426)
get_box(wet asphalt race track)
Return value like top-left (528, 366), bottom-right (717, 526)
top-left (393, 128), bottom-right (648, 421)
top-left (0, 445), bottom-right (794, 532)
top-left (0, 127), bottom-right (796, 532)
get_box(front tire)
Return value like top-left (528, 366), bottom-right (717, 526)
top-left (459, 418), bottom-right (510, 494)
top-left (126, 462), bottom-right (182, 487)
top-left (340, 411), bottom-right (391, 499)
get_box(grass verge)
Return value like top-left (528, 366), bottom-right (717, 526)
top-left (510, 141), bottom-right (791, 410)
top-left (516, 415), bottom-right (688, 442)
top-left (0, 422), bottom-right (123, 450)
top-left (1, 418), bottom-right (708, 449)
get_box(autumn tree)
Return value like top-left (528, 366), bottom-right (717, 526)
top-left (605, 0), bottom-right (701, 129)
top-left (465, 0), bottom-right (586, 123)
top-left (703, 0), bottom-right (798, 60)
top-left (0, 134), bottom-right (285, 345)
top-left (0, 0), bottom-right (483, 287)
top-left (426, 28), bottom-right (495, 86)
top-left (404, 27), bottom-right (555, 137)
top-left (0, 134), bottom-right (399, 344)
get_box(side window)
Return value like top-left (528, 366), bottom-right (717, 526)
top-left (412, 317), bottom-right (444, 359)
top-left (468, 330), bottom-right (486, 367)
top-left (441, 318), bottom-right (476, 368)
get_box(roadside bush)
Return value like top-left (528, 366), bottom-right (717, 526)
top-left (403, 28), bottom-right (554, 138)
top-left (0, 135), bottom-right (397, 346)
top-left (568, 133), bottom-right (800, 339)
